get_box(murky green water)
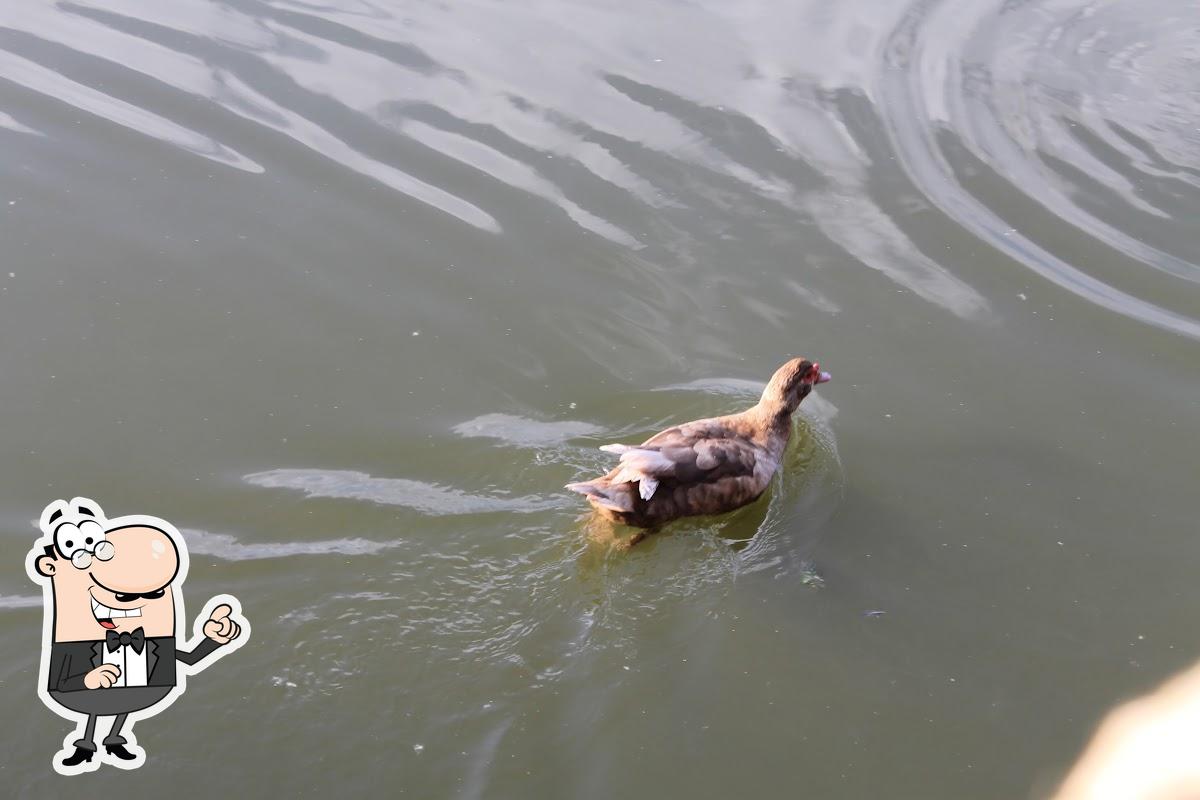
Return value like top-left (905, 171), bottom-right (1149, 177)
top-left (1, 0), bottom-right (1198, 796)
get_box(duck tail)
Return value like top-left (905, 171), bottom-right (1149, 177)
top-left (564, 479), bottom-right (635, 512)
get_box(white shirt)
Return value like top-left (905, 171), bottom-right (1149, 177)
top-left (102, 635), bottom-right (149, 687)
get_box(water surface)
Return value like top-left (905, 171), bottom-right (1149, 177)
top-left (1, 1), bottom-right (1198, 797)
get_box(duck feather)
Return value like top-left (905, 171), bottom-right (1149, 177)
top-left (565, 358), bottom-right (828, 530)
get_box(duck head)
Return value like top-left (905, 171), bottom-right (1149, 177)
top-left (760, 357), bottom-right (831, 416)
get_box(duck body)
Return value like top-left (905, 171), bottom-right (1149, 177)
top-left (566, 358), bottom-right (830, 529)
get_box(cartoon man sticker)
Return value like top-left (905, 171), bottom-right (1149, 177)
top-left (25, 497), bottom-right (249, 774)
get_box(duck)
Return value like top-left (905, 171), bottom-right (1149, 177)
top-left (566, 357), bottom-right (831, 531)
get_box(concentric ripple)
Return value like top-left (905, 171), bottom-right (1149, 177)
top-left (3, 0), bottom-right (1195, 336)
top-left (877, 0), bottom-right (1200, 337)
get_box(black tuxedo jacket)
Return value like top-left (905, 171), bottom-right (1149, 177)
top-left (47, 636), bottom-right (220, 693)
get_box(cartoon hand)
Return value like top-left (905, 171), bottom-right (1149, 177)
top-left (84, 664), bottom-right (121, 689)
top-left (202, 603), bottom-right (242, 645)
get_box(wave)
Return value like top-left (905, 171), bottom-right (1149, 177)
top-left (244, 468), bottom-right (558, 514)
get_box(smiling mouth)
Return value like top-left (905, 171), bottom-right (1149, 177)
top-left (91, 597), bottom-right (142, 629)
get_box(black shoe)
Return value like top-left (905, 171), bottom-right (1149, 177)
top-left (61, 747), bottom-right (94, 767)
top-left (105, 743), bottom-right (138, 761)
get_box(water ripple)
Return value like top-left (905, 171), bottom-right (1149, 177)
top-left (0, 594), bottom-right (41, 610)
top-left (875, 0), bottom-right (1200, 338)
top-left (0, 48), bottom-right (262, 172)
top-left (181, 528), bottom-right (401, 560)
top-left (4, 0), bottom-right (1196, 337)
top-left (0, 110), bottom-right (40, 136)
top-left (452, 413), bottom-right (604, 447)
top-left (244, 468), bottom-right (558, 514)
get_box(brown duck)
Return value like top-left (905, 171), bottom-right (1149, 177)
top-left (566, 358), bottom-right (831, 529)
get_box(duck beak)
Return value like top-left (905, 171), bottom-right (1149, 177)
top-left (816, 371), bottom-right (831, 384)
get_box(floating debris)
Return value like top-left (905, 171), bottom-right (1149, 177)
top-left (862, 610), bottom-right (887, 618)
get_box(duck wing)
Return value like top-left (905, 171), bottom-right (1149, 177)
top-left (600, 420), bottom-right (762, 501)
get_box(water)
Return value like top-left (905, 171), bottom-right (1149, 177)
top-left (1, 0), bottom-right (1197, 796)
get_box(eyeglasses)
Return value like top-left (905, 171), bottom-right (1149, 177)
top-left (69, 540), bottom-right (114, 569)
top-left (55, 520), bottom-right (115, 569)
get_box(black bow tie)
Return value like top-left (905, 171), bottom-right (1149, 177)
top-left (105, 627), bottom-right (145, 654)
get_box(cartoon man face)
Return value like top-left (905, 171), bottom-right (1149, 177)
top-left (26, 498), bottom-right (248, 775)
top-left (36, 520), bottom-right (180, 643)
